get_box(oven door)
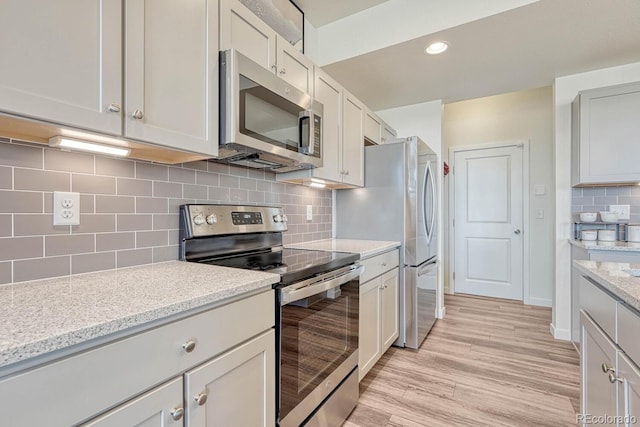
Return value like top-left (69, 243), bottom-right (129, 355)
top-left (277, 265), bottom-right (361, 427)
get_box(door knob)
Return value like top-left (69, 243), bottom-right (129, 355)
top-left (514, 229), bottom-right (521, 235)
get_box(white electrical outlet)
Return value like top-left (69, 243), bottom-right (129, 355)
top-left (306, 205), bottom-right (313, 221)
top-left (53, 191), bottom-right (80, 225)
top-left (610, 204), bottom-right (631, 220)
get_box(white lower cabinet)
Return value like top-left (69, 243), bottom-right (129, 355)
top-left (184, 329), bottom-right (275, 427)
top-left (0, 290), bottom-right (275, 427)
top-left (581, 311), bottom-right (619, 425)
top-left (82, 378), bottom-right (184, 427)
top-left (580, 275), bottom-right (640, 426)
top-left (358, 249), bottom-right (399, 381)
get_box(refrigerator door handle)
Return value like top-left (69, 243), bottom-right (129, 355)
top-left (417, 259), bottom-right (437, 277)
top-left (423, 160), bottom-right (436, 244)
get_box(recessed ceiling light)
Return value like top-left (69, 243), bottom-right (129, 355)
top-left (425, 41), bottom-right (448, 55)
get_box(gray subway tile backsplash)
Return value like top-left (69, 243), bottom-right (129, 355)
top-left (0, 137), bottom-right (332, 284)
top-left (573, 185), bottom-right (640, 224)
top-left (0, 166), bottom-right (11, 189)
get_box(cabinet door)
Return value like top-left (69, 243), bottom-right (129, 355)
top-left (124, 0), bottom-right (218, 155)
top-left (220, 0), bottom-right (277, 71)
top-left (313, 68), bottom-right (343, 183)
top-left (574, 82), bottom-right (640, 185)
top-left (276, 35), bottom-right (313, 93)
top-left (619, 353), bottom-right (640, 427)
top-left (82, 378), bottom-right (183, 427)
top-left (342, 89), bottom-right (365, 187)
top-left (359, 278), bottom-right (381, 381)
top-left (364, 109), bottom-right (382, 145)
top-left (185, 329), bottom-right (275, 427)
top-left (382, 121), bottom-right (397, 144)
top-left (581, 311), bottom-right (619, 425)
top-left (380, 268), bottom-right (399, 351)
top-left (0, 0), bottom-right (122, 135)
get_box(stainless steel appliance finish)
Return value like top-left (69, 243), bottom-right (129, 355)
top-left (218, 49), bottom-right (323, 172)
top-left (179, 204), bottom-right (360, 426)
top-left (336, 136), bottom-right (439, 349)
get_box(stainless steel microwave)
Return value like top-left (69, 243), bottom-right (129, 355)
top-left (218, 49), bottom-right (322, 172)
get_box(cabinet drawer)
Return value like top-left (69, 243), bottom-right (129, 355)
top-left (360, 249), bottom-right (399, 284)
top-left (580, 276), bottom-right (618, 341)
top-left (0, 290), bottom-right (274, 427)
top-left (619, 303), bottom-right (640, 364)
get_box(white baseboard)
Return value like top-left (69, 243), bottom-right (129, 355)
top-left (550, 323), bottom-right (571, 341)
top-left (528, 297), bottom-right (552, 308)
top-left (437, 306), bottom-right (446, 319)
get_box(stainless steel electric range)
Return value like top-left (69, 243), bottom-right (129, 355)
top-left (179, 204), bottom-right (361, 427)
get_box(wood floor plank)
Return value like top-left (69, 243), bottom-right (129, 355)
top-left (346, 294), bottom-right (580, 426)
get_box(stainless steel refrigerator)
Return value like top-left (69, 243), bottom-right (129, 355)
top-left (336, 136), bottom-right (438, 349)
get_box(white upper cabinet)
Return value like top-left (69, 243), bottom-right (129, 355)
top-left (364, 108), bottom-right (383, 145)
top-left (124, 0), bottom-right (218, 155)
top-left (219, 0), bottom-right (312, 94)
top-left (342, 89), bottom-right (365, 187)
top-left (312, 68), bottom-right (343, 183)
top-left (572, 82), bottom-right (640, 186)
top-left (0, 0), bottom-right (122, 135)
top-left (382, 121), bottom-right (397, 144)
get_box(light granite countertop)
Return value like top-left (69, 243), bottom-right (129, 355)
top-left (0, 261), bottom-right (279, 369)
top-left (569, 239), bottom-right (640, 252)
top-left (574, 260), bottom-right (640, 312)
top-left (287, 238), bottom-right (400, 259)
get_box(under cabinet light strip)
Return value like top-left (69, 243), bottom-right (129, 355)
top-left (48, 137), bottom-right (130, 157)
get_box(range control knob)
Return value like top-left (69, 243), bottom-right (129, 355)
top-left (273, 214), bottom-right (282, 223)
top-left (206, 214), bottom-right (217, 225)
top-left (282, 214), bottom-right (288, 222)
top-left (193, 214), bottom-right (205, 225)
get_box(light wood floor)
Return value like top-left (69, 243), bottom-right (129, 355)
top-left (345, 294), bottom-right (580, 427)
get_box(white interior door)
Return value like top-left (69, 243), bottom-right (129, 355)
top-left (454, 145), bottom-right (524, 300)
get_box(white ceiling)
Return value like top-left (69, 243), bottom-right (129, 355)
top-left (294, 0), bottom-right (390, 27)
top-left (305, 0), bottom-right (640, 110)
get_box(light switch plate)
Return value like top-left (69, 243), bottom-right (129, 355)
top-left (534, 184), bottom-right (546, 195)
top-left (53, 191), bottom-right (80, 225)
top-left (610, 204), bottom-right (630, 220)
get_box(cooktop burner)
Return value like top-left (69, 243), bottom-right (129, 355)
top-left (196, 248), bottom-right (359, 286)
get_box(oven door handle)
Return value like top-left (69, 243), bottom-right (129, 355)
top-left (281, 265), bottom-right (363, 305)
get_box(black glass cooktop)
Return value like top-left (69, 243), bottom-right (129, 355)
top-left (196, 248), bottom-right (359, 286)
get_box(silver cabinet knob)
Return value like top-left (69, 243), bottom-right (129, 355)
top-left (344, 170), bottom-right (350, 175)
top-left (170, 407), bottom-right (184, 421)
top-left (195, 392), bottom-right (208, 406)
top-left (182, 339), bottom-right (197, 353)
top-left (271, 64), bottom-right (277, 71)
top-left (132, 109), bottom-right (144, 120)
top-left (514, 229), bottom-right (521, 235)
top-left (602, 363), bottom-right (614, 373)
top-left (107, 103), bottom-right (121, 113)
top-left (608, 372), bottom-right (623, 384)
top-left (381, 262), bottom-right (387, 267)
top-left (279, 68), bottom-right (286, 75)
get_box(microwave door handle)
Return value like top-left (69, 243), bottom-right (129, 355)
top-left (281, 265), bottom-right (363, 305)
top-left (298, 110), bottom-right (312, 154)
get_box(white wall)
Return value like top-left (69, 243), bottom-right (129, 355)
top-left (552, 61), bottom-right (640, 340)
top-left (442, 87), bottom-right (554, 307)
top-left (377, 100), bottom-right (446, 317)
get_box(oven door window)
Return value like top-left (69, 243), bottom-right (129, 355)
top-left (280, 279), bottom-right (359, 419)
top-left (239, 75), bottom-right (302, 152)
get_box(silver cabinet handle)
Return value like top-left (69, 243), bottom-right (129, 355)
top-left (602, 363), bottom-right (614, 373)
top-left (279, 68), bottom-right (286, 75)
top-left (271, 64), bottom-right (277, 71)
top-left (132, 109), bottom-right (144, 120)
top-left (609, 372), bottom-right (623, 384)
top-left (195, 392), bottom-right (208, 406)
top-left (182, 339), bottom-right (197, 353)
top-left (107, 103), bottom-right (121, 113)
top-left (514, 229), bottom-right (521, 235)
top-left (170, 407), bottom-right (184, 421)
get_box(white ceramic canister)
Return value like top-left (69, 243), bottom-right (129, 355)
top-left (581, 230), bottom-right (597, 241)
top-left (628, 225), bottom-right (640, 242)
top-left (597, 229), bottom-right (616, 242)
